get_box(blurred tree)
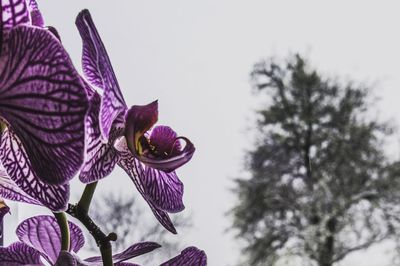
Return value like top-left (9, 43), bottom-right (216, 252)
top-left (231, 54), bottom-right (400, 266)
top-left (87, 192), bottom-right (191, 264)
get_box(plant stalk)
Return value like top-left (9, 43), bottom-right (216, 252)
top-left (54, 212), bottom-right (70, 251)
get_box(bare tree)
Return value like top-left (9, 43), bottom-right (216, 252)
top-left (231, 54), bottom-right (400, 266)
top-left (87, 192), bottom-right (191, 264)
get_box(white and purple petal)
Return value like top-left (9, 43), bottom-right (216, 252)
top-left (80, 112), bottom-right (124, 183)
top-left (0, 128), bottom-right (69, 211)
top-left (16, 215), bottom-right (85, 264)
top-left (79, 143), bottom-right (118, 183)
top-left (0, 25), bottom-right (89, 185)
top-left (0, 168), bottom-right (41, 206)
top-left (85, 242), bottom-right (160, 264)
top-left (160, 247), bottom-right (207, 266)
top-left (75, 9), bottom-right (127, 140)
top-left (1, 0), bottom-right (30, 30)
top-left (0, 242), bottom-right (43, 266)
top-left (27, 0), bottom-right (44, 27)
top-left (141, 167), bottom-right (184, 213)
top-left (117, 150), bottom-right (177, 234)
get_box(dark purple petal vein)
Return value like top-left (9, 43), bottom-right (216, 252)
top-left (117, 151), bottom-right (177, 234)
top-left (0, 25), bottom-right (89, 185)
top-left (160, 247), bottom-right (207, 266)
top-left (75, 9), bottom-right (127, 140)
top-left (0, 128), bottom-right (69, 211)
top-left (0, 242), bottom-right (43, 266)
top-left (16, 215), bottom-right (85, 264)
top-left (85, 242), bottom-right (160, 264)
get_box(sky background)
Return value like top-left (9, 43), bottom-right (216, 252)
top-left (5, 1), bottom-right (400, 265)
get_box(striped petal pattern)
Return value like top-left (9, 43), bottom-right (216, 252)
top-left (0, 128), bottom-right (69, 211)
top-left (1, 0), bottom-right (30, 29)
top-left (75, 9), bottom-right (127, 140)
top-left (117, 151), bottom-right (177, 234)
top-left (160, 247), bottom-right (207, 266)
top-left (16, 215), bottom-right (85, 264)
top-left (0, 25), bottom-right (88, 185)
top-left (27, 0), bottom-right (44, 27)
top-left (0, 166), bottom-right (41, 205)
top-left (0, 242), bottom-right (42, 266)
top-left (85, 242), bottom-right (160, 264)
top-left (141, 167), bottom-right (184, 213)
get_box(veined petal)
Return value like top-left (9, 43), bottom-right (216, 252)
top-left (0, 128), bottom-right (69, 211)
top-left (0, 242), bottom-right (43, 266)
top-left (0, 25), bottom-right (88, 185)
top-left (85, 242), bottom-right (160, 264)
top-left (160, 247), bottom-right (207, 266)
top-left (1, 0), bottom-right (30, 29)
top-left (75, 9), bottom-right (127, 140)
top-left (141, 167), bottom-right (184, 213)
top-left (125, 103), bottom-right (195, 173)
top-left (80, 114), bottom-right (123, 183)
top-left (54, 251), bottom-right (77, 266)
top-left (0, 165), bottom-right (41, 206)
top-left (55, 251), bottom-right (92, 266)
top-left (79, 143), bottom-right (118, 183)
top-left (16, 215), bottom-right (85, 264)
top-left (117, 151), bottom-right (177, 234)
top-left (27, 0), bottom-right (44, 27)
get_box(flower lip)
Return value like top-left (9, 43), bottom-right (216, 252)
top-left (125, 101), bottom-right (195, 173)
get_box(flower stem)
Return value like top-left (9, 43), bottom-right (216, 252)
top-left (66, 203), bottom-right (116, 266)
top-left (78, 181), bottom-right (98, 214)
top-left (54, 212), bottom-right (70, 251)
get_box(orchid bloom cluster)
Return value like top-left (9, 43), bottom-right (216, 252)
top-left (0, 1), bottom-right (206, 265)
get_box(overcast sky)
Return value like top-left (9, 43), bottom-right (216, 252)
top-left (5, 1), bottom-right (400, 265)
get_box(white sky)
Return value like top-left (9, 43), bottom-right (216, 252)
top-left (5, 1), bottom-right (400, 265)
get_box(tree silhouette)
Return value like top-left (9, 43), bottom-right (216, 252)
top-left (86, 192), bottom-right (191, 264)
top-left (231, 54), bottom-right (400, 266)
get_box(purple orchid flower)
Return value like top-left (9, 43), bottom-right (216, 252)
top-left (0, 0), bottom-right (88, 211)
top-left (0, 215), bottom-right (161, 266)
top-left (0, 0), bottom-right (89, 188)
top-left (75, 10), bottom-right (195, 234)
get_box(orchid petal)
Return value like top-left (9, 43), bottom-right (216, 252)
top-left (142, 167), bottom-right (184, 213)
top-left (82, 79), bottom-right (102, 149)
top-left (117, 151), bottom-right (177, 234)
top-left (0, 165), bottom-right (41, 205)
top-left (0, 25), bottom-right (88, 185)
top-left (1, 0), bottom-right (30, 29)
top-left (160, 247), bottom-right (207, 266)
top-left (125, 104), bottom-right (195, 173)
top-left (0, 242), bottom-right (43, 266)
top-left (16, 215), bottom-right (85, 264)
top-left (0, 128), bottom-right (69, 211)
top-left (85, 242), bottom-right (160, 264)
top-left (55, 251), bottom-right (92, 266)
top-left (115, 263), bottom-right (141, 266)
top-left (54, 251), bottom-right (77, 266)
top-left (27, 0), bottom-right (44, 27)
top-left (75, 9), bottom-right (127, 140)
top-left (80, 99), bottom-right (123, 183)
top-left (79, 143), bottom-right (118, 183)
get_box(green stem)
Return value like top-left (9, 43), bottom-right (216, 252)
top-left (100, 243), bottom-right (113, 266)
top-left (54, 212), bottom-right (70, 251)
top-left (78, 182), bottom-right (98, 214)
